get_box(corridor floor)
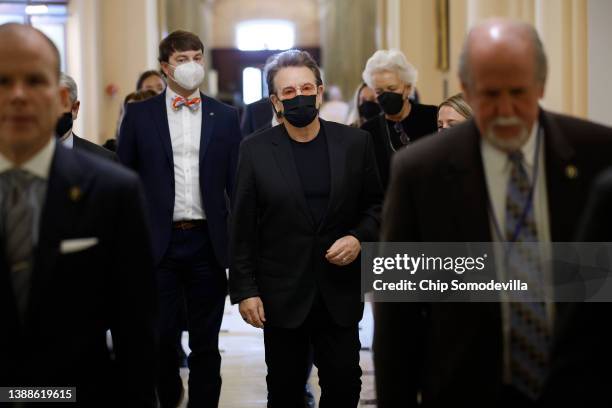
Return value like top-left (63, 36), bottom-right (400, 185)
top-left (178, 300), bottom-right (377, 407)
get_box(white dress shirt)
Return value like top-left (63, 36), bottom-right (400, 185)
top-left (481, 122), bottom-right (554, 383)
top-left (59, 129), bottom-right (74, 148)
top-left (0, 137), bottom-right (55, 244)
top-left (166, 87), bottom-right (205, 221)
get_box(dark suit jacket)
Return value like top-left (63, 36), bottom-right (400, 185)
top-left (374, 110), bottom-right (612, 407)
top-left (0, 144), bottom-right (157, 407)
top-left (117, 91), bottom-right (241, 266)
top-left (240, 97), bottom-right (273, 137)
top-left (360, 103), bottom-right (438, 190)
top-left (73, 133), bottom-right (118, 162)
top-left (229, 120), bottom-right (383, 328)
top-left (577, 168), bottom-right (612, 241)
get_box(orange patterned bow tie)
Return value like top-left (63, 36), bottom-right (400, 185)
top-left (172, 96), bottom-right (201, 112)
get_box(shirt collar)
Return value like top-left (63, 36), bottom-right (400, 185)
top-left (166, 87), bottom-right (200, 104)
top-left (521, 121), bottom-right (539, 169)
top-left (60, 130), bottom-right (74, 149)
top-left (0, 136), bottom-right (56, 179)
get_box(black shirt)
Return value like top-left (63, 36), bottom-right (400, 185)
top-left (290, 125), bottom-right (331, 226)
top-left (361, 103), bottom-right (438, 189)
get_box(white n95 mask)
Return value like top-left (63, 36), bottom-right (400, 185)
top-left (171, 61), bottom-right (205, 91)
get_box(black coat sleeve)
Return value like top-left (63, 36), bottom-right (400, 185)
top-left (576, 168), bottom-right (612, 241)
top-left (373, 150), bottom-right (424, 408)
top-left (228, 140), bottom-right (261, 304)
top-left (109, 175), bottom-right (157, 407)
top-left (348, 132), bottom-right (384, 242)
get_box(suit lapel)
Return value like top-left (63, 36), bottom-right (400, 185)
top-left (445, 121), bottom-right (492, 242)
top-left (25, 145), bottom-right (92, 331)
top-left (537, 110), bottom-right (581, 329)
top-left (318, 120), bottom-right (345, 231)
top-left (150, 91), bottom-right (174, 169)
top-left (271, 126), bottom-right (315, 227)
top-left (72, 133), bottom-right (82, 148)
top-left (199, 93), bottom-right (216, 164)
top-left (540, 110), bottom-right (579, 242)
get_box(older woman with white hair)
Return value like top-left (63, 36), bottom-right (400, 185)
top-left (361, 49), bottom-right (438, 188)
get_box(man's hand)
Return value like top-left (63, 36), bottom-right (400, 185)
top-left (325, 235), bottom-right (361, 266)
top-left (239, 296), bottom-right (266, 328)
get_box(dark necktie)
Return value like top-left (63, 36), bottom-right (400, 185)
top-left (505, 151), bottom-right (550, 400)
top-left (3, 169), bottom-right (35, 321)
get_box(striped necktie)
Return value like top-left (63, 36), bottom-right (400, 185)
top-left (2, 169), bottom-right (35, 321)
top-left (505, 151), bottom-right (551, 400)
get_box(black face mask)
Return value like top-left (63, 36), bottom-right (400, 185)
top-left (377, 91), bottom-right (405, 115)
top-left (55, 112), bottom-right (73, 137)
top-left (358, 101), bottom-right (381, 121)
top-left (281, 94), bottom-right (319, 128)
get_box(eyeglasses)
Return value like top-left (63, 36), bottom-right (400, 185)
top-left (279, 83), bottom-right (317, 99)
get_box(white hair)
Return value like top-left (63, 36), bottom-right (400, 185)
top-left (59, 73), bottom-right (78, 103)
top-left (362, 49), bottom-right (418, 90)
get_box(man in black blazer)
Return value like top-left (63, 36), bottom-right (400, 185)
top-left (374, 19), bottom-right (612, 407)
top-left (230, 50), bottom-right (383, 407)
top-left (118, 30), bottom-right (241, 408)
top-left (240, 97), bottom-right (274, 137)
top-left (57, 73), bottom-right (118, 162)
top-left (0, 23), bottom-right (157, 406)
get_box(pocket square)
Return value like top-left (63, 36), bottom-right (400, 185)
top-left (60, 237), bottom-right (99, 254)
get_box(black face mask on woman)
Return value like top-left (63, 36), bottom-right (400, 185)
top-left (377, 91), bottom-right (405, 115)
top-left (55, 112), bottom-right (73, 137)
top-left (358, 101), bottom-right (381, 121)
top-left (281, 94), bottom-right (319, 128)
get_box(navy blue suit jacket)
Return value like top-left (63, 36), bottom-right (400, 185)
top-left (1, 144), bottom-right (157, 406)
top-left (118, 91), bottom-right (241, 266)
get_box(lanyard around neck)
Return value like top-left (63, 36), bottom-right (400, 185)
top-left (487, 126), bottom-right (542, 244)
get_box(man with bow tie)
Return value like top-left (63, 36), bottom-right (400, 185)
top-left (118, 30), bottom-right (241, 408)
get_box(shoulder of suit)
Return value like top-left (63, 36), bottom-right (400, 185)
top-left (241, 123), bottom-right (281, 146)
top-left (360, 115), bottom-right (382, 133)
top-left (62, 144), bottom-right (138, 186)
top-left (201, 93), bottom-right (238, 115)
top-left (413, 103), bottom-right (439, 113)
top-left (74, 135), bottom-right (117, 160)
top-left (122, 93), bottom-right (162, 118)
top-left (543, 110), bottom-right (612, 134)
top-left (541, 110), bottom-right (612, 154)
top-left (322, 119), bottom-right (369, 140)
top-left (56, 144), bottom-right (138, 185)
top-left (393, 118), bottom-right (475, 166)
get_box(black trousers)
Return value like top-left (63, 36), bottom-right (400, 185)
top-left (500, 385), bottom-right (538, 408)
top-left (157, 224), bottom-right (227, 408)
top-left (263, 296), bottom-right (362, 408)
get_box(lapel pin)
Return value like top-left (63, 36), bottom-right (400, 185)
top-left (565, 164), bottom-right (578, 180)
top-left (209, 112), bottom-right (215, 116)
top-left (69, 186), bottom-right (82, 202)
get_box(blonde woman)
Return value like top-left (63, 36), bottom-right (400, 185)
top-left (437, 93), bottom-right (473, 131)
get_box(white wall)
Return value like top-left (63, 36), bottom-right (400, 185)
top-left (66, 0), bottom-right (101, 141)
top-left (66, 0), bottom-right (159, 143)
top-left (588, 0), bottom-right (612, 126)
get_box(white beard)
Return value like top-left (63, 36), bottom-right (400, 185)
top-left (484, 116), bottom-right (529, 152)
